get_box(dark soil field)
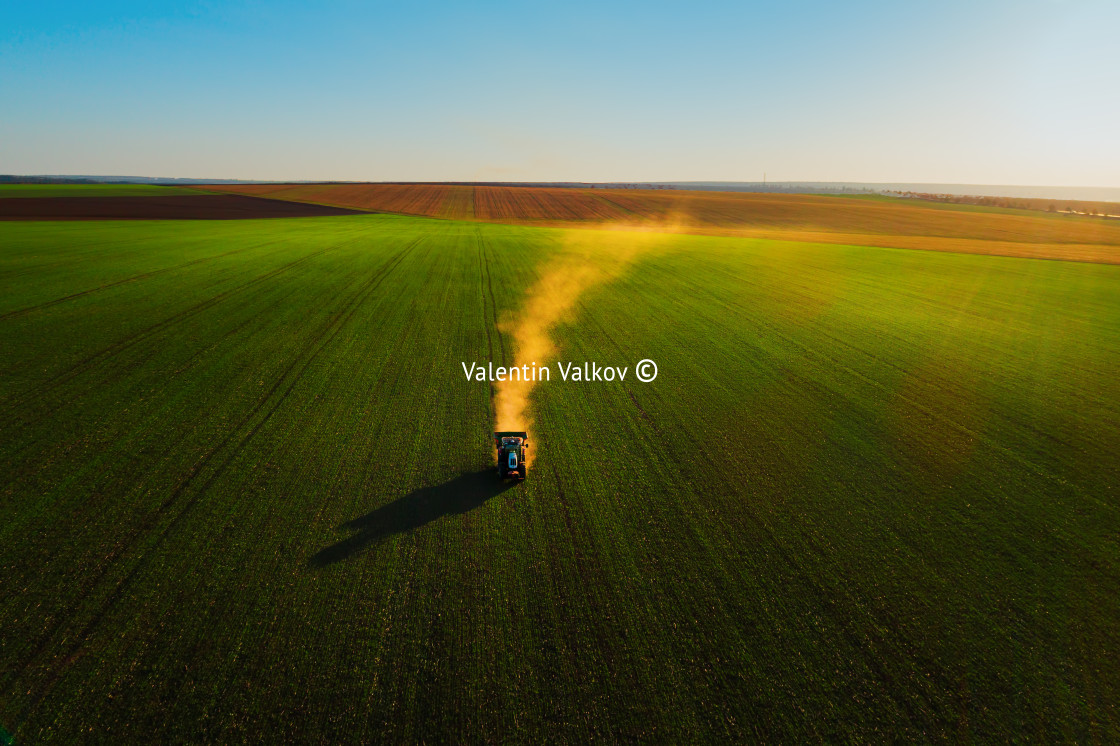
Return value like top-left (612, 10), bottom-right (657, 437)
top-left (0, 194), bottom-right (367, 220)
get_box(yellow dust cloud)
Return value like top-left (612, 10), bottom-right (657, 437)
top-left (492, 225), bottom-right (678, 436)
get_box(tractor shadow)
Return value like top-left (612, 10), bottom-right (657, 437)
top-left (309, 469), bottom-right (516, 567)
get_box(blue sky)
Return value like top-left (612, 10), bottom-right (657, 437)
top-left (2, 0), bottom-right (1117, 184)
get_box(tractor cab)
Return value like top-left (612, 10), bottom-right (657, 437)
top-left (494, 431), bottom-right (528, 481)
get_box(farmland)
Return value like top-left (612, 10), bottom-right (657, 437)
top-left (201, 183), bottom-right (1120, 263)
top-left (0, 184), bottom-right (206, 198)
top-left (2, 204), bottom-right (1120, 742)
top-left (0, 194), bottom-right (366, 221)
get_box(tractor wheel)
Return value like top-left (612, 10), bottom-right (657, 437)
top-left (518, 465), bottom-right (527, 480)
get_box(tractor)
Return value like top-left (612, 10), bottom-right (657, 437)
top-left (494, 431), bottom-right (528, 480)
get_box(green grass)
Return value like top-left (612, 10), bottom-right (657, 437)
top-left (0, 184), bottom-right (207, 198)
top-left (1, 215), bottom-right (1118, 742)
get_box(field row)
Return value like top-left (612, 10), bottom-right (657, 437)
top-left (0, 184), bottom-right (206, 198)
top-left (2, 215), bottom-right (1119, 741)
top-left (198, 183), bottom-right (1120, 263)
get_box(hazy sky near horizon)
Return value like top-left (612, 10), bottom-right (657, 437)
top-left (2, 0), bottom-right (1117, 185)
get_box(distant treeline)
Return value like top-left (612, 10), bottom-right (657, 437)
top-left (0, 175), bottom-right (274, 185)
top-left (0, 175), bottom-right (104, 185)
top-left (658, 183), bottom-right (876, 195)
top-left (397, 181), bottom-right (877, 194)
top-left (891, 191), bottom-right (1120, 218)
top-left (386, 181), bottom-right (679, 190)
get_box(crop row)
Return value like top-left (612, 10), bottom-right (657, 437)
top-left (2, 215), bottom-right (1118, 741)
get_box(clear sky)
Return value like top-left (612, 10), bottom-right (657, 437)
top-left (2, 0), bottom-right (1117, 185)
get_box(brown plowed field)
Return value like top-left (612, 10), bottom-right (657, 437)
top-left (0, 194), bottom-right (367, 220)
top-left (198, 183), bottom-right (1120, 263)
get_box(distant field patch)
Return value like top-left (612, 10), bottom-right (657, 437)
top-left (0, 184), bottom-right (207, 198)
top-left (0, 194), bottom-right (368, 220)
top-left (198, 183), bottom-right (1120, 263)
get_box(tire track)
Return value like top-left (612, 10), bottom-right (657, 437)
top-left (579, 311), bottom-right (666, 438)
top-left (1, 233), bottom-right (367, 416)
top-left (14, 238), bottom-right (420, 717)
top-left (475, 232), bottom-right (497, 427)
top-left (476, 229), bottom-right (508, 423)
top-left (0, 238), bottom-right (288, 322)
top-left (0, 277), bottom-right (308, 470)
top-left (0, 231), bottom-right (177, 282)
top-left (738, 510), bottom-right (941, 731)
top-left (546, 460), bottom-right (627, 695)
top-left (475, 230), bottom-right (496, 364)
top-left (477, 231), bottom-right (508, 365)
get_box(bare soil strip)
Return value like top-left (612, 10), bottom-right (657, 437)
top-left (0, 194), bottom-right (368, 220)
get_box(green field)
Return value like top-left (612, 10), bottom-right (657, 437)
top-left (2, 214), bottom-right (1119, 741)
top-left (0, 184), bottom-right (206, 198)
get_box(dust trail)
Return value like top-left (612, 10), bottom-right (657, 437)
top-left (493, 220), bottom-right (684, 436)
